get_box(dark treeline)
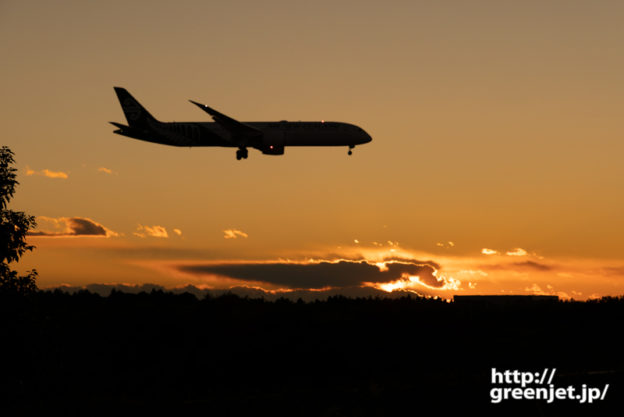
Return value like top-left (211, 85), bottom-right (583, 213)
top-left (2, 290), bottom-right (623, 416)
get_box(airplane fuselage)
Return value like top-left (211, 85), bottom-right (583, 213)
top-left (111, 87), bottom-right (372, 159)
top-left (115, 120), bottom-right (370, 147)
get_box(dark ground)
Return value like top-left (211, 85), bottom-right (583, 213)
top-left (1, 290), bottom-right (623, 416)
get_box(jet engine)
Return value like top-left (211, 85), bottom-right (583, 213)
top-left (261, 128), bottom-right (285, 155)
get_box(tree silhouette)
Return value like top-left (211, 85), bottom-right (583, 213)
top-left (0, 146), bottom-right (37, 294)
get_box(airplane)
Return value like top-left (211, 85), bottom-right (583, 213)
top-left (110, 87), bottom-right (372, 160)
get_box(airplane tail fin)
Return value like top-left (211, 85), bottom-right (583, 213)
top-left (113, 87), bottom-right (158, 127)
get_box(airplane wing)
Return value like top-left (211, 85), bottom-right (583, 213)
top-left (189, 100), bottom-right (262, 141)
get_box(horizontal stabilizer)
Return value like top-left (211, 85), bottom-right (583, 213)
top-left (109, 121), bottom-right (128, 129)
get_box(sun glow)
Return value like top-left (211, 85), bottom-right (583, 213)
top-left (378, 277), bottom-right (413, 292)
top-left (375, 262), bottom-right (389, 272)
top-left (114, 242), bottom-right (624, 301)
top-left (365, 268), bottom-right (462, 297)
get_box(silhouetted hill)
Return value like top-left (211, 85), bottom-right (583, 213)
top-left (1, 290), bottom-right (622, 415)
top-left (49, 282), bottom-right (413, 301)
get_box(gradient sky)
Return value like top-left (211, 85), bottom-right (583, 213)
top-left (2, 1), bottom-right (624, 299)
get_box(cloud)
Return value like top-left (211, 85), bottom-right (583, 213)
top-left (173, 228), bottom-right (182, 236)
top-left (97, 167), bottom-right (114, 175)
top-left (481, 247), bottom-right (528, 256)
top-left (436, 241), bottom-right (455, 249)
top-left (377, 256), bottom-right (441, 270)
top-left (134, 225), bottom-right (169, 238)
top-left (600, 266), bottom-right (624, 276)
top-left (524, 283), bottom-right (554, 295)
top-left (514, 261), bottom-right (552, 271)
top-left (178, 260), bottom-right (443, 290)
top-left (224, 229), bottom-right (248, 239)
top-left (482, 261), bottom-right (552, 272)
top-left (458, 270), bottom-right (488, 277)
top-left (29, 217), bottom-right (117, 237)
top-left (26, 167), bottom-right (68, 179)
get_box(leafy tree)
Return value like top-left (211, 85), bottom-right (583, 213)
top-left (0, 146), bottom-right (37, 294)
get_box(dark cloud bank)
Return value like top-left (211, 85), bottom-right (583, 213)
top-left (49, 260), bottom-right (447, 301)
top-left (179, 260), bottom-right (442, 290)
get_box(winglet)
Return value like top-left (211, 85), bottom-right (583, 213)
top-left (189, 100), bottom-right (218, 117)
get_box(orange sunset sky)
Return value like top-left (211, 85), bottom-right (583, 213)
top-left (2, 1), bottom-right (623, 299)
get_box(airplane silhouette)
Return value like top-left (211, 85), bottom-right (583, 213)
top-left (111, 87), bottom-right (372, 160)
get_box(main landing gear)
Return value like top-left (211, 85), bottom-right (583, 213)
top-left (236, 147), bottom-right (248, 160)
top-left (348, 145), bottom-right (354, 156)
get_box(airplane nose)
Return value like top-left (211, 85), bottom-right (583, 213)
top-left (364, 132), bottom-right (372, 143)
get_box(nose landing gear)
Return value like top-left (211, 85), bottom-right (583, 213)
top-left (236, 147), bottom-right (248, 160)
top-left (348, 145), bottom-right (354, 156)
